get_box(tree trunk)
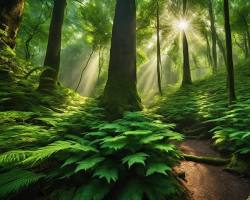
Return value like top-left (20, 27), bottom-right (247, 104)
top-left (181, 0), bottom-right (192, 86)
top-left (223, 0), bottom-right (236, 104)
top-left (0, 0), bottom-right (25, 49)
top-left (208, 0), bottom-right (218, 73)
top-left (38, 0), bottom-right (66, 92)
top-left (242, 15), bottom-right (250, 58)
top-left (244, 33), bottom-right (249, 59)
top-left (156, 0), bottom-right (162, 95)
top-left (101, 0), bottom-right (142, 118)
top-left (215, 32), bottom-right (227, 66)
top-left (205, 32), bottom-right (213, 67)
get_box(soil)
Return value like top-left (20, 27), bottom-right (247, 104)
top-left (175, 140), bottom-right (250, 200)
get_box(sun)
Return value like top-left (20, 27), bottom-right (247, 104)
top-left (176, 19), bottom-right (189, 31)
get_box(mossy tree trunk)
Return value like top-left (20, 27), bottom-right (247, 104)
top-left (0, 0), bottom-right (25, 49)
top-left (223, 0), bottom-right (236, 105)
top-left (38, 0), bottom-right (66, 92)
top-left (181, 0), bottom-right (192, 86)
top-left (101, 0), bottom-right (142, 118)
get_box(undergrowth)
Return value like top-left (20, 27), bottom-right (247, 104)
top-left (0, 111), bottom-right (184, 200)
top-left (0, 57), bottom-right (184, 199)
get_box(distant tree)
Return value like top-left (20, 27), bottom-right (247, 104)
top-left (182, 0), bottom-right (192, 86)
top-left (101, 0), bottom-right (142, 117)
top-left (38, 0), bottom-right (67, 91)
top-left (208, 0), bottom-right (218, 73)
top-left (0, 0), bottom-right (25, 49)
top-left (223, 0), bottom-right (236, 104)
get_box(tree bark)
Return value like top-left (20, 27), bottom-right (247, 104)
top-left (208, 0), bottom-right (218, 73)
top-left (38, 0), bottom-right (66, 92)
top-left (0, 0), bottom-right (25, 49)
top-left (181, 0), bottom-right (192, 86)
top-left (223, 0), bottom-right (236, 104)
top-left (101, 0), bottom-right (142, 118)
top-left (156, 0), bottom-right (162, 95)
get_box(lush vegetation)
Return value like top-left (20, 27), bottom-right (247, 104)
top-left (158, 60), bottom-right (250, 174)
top-left (1, 0), bottom-right (250, 199)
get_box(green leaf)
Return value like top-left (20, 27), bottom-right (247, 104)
top-left (85, 131), bottom-right (107, 138)
top-left (146, 163), bottom-right (171, 176)
top-left (73, 180), bottom-right (110, 200)
top-left (140, 134), bottom-right (165, 144)
top-left (153, 144), bottom-right (175, 153)
top-left (101, 136), bottom-right (127, 150)
top-left (93, 165), bottom-right (118, 183)
top-left (98, 123), bottom-right (128, 133)
top-left (75, 156), bottom-right (105, 172)
top-left (123, 130), bottom-right (152, 136)
top-left (61, 156), bottom-right (83, 168)
top-left (122, 152), bottom-right (149, 168)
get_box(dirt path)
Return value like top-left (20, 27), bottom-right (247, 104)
top-left (175, 140), bottom-right (250, 200)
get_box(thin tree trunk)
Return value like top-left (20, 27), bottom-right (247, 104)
top-left (75, 49), bottom-right (94, 92)
top-left (242, 15), bottom-right (250, 57)
top-left (38, 0), bottom-right (66, 91)
top-left (215, 32), bottom-right (227, 66)
top-left (205, 32), bottom-right (213, 68)
top-left (0, 0), bottom-right (25, 49)
top-left (156, 0), bottom-right (162, 95)
top-left (223, 0), bottom-right (236, 104)
top-left (101, 0), bottom-right (142, 118)
top-left (244, 20), bottom-right (250, 56)
top-left (208, 0), bottom-right (218, 73)
top-left (181, 0), bottom-right (192, 86)
top-left (244, 33), bottom-right (249, 58)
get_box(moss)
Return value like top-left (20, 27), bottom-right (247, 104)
top-left (225, 154), bottom-right (250, 176)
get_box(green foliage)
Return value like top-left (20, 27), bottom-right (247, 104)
top-left (158, 61), bottom-right (250, 163)
top-left (0, 111), bottom-right (183, 199)
top-left (0, 169), bottom-right (45, 198)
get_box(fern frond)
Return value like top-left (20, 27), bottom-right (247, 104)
top-left (73, 180), bottom-right (110, 200)
top-left (0, 150), bottom-right (32, 167)
top-left (0, 169), bottom-right (45, 198)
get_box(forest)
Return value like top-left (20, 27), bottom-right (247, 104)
top-left (0, 0), bottom-right (250, 199)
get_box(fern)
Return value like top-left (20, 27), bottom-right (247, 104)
top-left (93, 164), bottom-right (118, 183)
top-left (75, 156), bottom-right (105, 172)
top-left (122, 152), bottom-right (149, 168)
top-left (21, 140), bottom-right (97, 166)
top-left (146, 163), bottom-right (172, 176)
top-left (0, 169), bottom-right (45, 198)
top-left (0, 111), bottom-right (183, 199)
top-left (0, 150), bottom-right (32, 167)
top-left (73, 180), bottom-right (110, 200)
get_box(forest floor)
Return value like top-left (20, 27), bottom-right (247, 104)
top-left (175, 139), bottom-right (250, 200)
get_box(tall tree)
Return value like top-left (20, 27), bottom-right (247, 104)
top-left (101, 0), bottom-right (142, 117)
top-left (223, 0), bottom-right (236, 104)
top-left (208, 0), bottom-right (218, 73)
top-left (156, 0), bottom-right (163, 95)
top-left (38, 0), bottom-right (67, 91)
top-left (0, 0), bottom-right (25, 49)
top-left (182, 0), bottom-right (192, 86)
